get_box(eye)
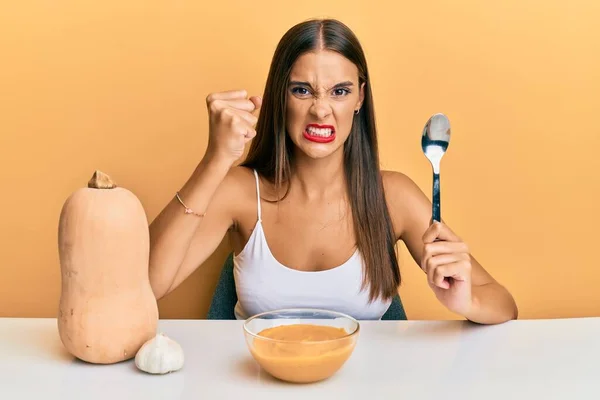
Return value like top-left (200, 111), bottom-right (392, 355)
top-left (291, 87), bottom-right (311, 97)
top-left (332, 88), bottom-right (351, 97)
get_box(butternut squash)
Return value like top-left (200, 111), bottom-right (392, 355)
top-left (57, 170), bottom-right (159, 364)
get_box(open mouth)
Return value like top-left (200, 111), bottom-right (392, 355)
top-left (303, 124), bottom-right (336, 143)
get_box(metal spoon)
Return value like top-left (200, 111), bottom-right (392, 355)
top-left (421, 113), bottom-right (451, 223)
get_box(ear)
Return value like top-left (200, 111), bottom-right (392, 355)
top-left (357, 81), bottom-right (365, 110)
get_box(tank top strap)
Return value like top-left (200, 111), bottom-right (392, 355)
top-left (253, 169), bottom-right (262, 221)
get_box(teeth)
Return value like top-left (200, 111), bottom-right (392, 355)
top-left (307, 127), bottom-right (333, 137)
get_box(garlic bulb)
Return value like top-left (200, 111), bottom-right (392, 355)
top-left (135, 333), bottom-right (184, 374)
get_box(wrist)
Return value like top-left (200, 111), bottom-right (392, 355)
top-left (199, 151), bottom-right (233, 175)
top-left (182, 152), bottom-right (231, 197)
top-left (177, 153), bottom-right (231, 218)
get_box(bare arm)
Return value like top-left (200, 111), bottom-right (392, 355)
top-left (383, 171), bottom-right (518, 324)
top-left (148, 89), bottom-right (261, 299)
top-left (148, 157), bottom-right (235, 299)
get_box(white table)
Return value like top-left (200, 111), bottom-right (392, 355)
top-left (1, 317), bottom-right (599, 399)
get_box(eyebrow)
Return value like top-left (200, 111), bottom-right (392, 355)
top-left (288, 80), bottom-right (354, 89)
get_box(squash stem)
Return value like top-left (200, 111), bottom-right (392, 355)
top-left (88, 170), bottom-right (117, 189)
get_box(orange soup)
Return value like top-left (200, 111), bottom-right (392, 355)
top-left (249, 323), bottom-right (357, 383)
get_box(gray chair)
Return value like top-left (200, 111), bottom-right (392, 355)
top-left (207, 253), bottom-right (407, 320)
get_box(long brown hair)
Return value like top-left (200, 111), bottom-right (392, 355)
top-left (242, 18), bottom-right (400, 302)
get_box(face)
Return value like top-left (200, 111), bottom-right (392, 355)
top-left (285, 50), bottom-right (365, 160)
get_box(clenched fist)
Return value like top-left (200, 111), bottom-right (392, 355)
top-left (205, 89), bottom-right (262, 169)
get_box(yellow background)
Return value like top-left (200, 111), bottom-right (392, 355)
top-left (2, 1), bottom-right (599, 320)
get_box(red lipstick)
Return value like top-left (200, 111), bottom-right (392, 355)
top-left (303, 124), bottom-right (336, 143)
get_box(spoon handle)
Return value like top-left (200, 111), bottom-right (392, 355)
top-left (432, 172), bottom-right (441, 222)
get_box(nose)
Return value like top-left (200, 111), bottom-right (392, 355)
top-left (309, 98), bottom-right (332, 120)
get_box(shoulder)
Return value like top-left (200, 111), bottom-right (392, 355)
top-left (213, 166), bottom-right (261, 228)
top-left (380, 170), bottom-right (432, 239)
top-left (224, 165), bottom-right (257, 184)
top-left (210, 165), bottom-right (259, 213)
top-left (218, 166), bottom-right (259, 199)
top-left (381, 169), bottom-right (417, 191)
top-left (381, 170), bottom-right (428, 205)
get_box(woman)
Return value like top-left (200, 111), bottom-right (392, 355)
top-left (148, 18), bottom-right (518, 324)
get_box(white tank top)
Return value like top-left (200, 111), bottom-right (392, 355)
top-left (232, 169), bottom-right (392, 320)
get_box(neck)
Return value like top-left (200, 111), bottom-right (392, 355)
top-left (290, 149), bottom-right (346, 201)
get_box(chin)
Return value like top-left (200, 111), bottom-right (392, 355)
top-left (296, 141), bottom-right (344, 160)
top-left (303, 149), bottom-right (336, 159)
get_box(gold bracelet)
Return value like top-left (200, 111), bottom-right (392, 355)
top-left (175, 192), bottom-right (206, 217)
